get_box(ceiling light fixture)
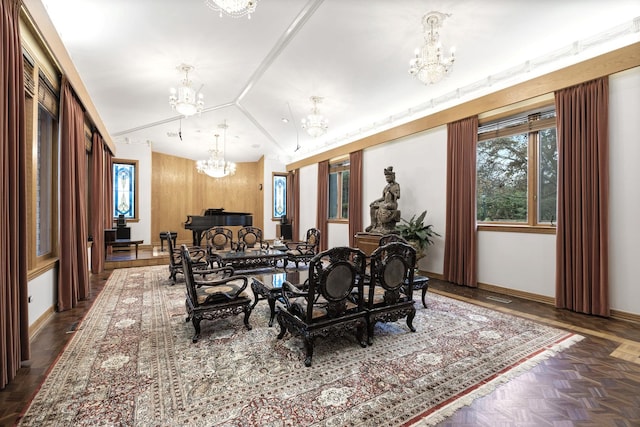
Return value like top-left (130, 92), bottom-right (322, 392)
top-left (409, 11), bottom-right (455, 85)
top-left (204, 0), bottom-right (258, 19)
top-left (301, 96), bottom-right (328, 138)
top-left (196, 121), bottom-right (237, 178)
top-left (169, 64), bottom-right (204, 117)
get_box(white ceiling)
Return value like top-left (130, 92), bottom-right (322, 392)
top-left (37, 0), bottom-right (640, 164)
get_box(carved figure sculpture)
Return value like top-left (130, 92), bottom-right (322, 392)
top-left (365, 166), bottom-right (401, 234)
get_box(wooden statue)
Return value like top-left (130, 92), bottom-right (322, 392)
top-left (365, 166), bottom-right (401, 234)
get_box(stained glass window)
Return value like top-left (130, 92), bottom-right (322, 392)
top-left (272, 173), bottom-right (287, 219)
top-left (113, 161), bottom-right (137, 219)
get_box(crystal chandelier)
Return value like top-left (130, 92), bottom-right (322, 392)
top-left (196, 122), bottom-right (236, 178)
top-left (409, 11), bottom-right (455, 85)
top-left (301, 96), bottom-right (328, 138)
top-left (169, 64), bottom-right (204, 117)
top-left (204, 0), bottom-right (258, 19)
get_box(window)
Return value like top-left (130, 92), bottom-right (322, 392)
top-left (36, 104), bottom-right (55, 256)
top-left (477, 109), bottom-right (557, 227)
top-left (113, 159), bottom-right (138, 220)
top-left (25, 50), bottom-right (60, 271)
top-left (272, 173), bottom-right (287, 220)
top-left (328, 159), bottom-right (350, 220)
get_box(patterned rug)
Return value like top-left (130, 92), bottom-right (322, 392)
top-left (19, 266), bottom-right (582, 426)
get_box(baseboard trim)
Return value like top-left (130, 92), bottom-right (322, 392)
top-left (477, 282), bottom-right (555, 305)
top-left (29, 305), bottom-right (55, 339)
top-left (419, 270), bottom-right (640, 324)
top-left (610, 309), bottom-right (640, 324)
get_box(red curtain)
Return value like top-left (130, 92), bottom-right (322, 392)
top-left (317, 161), bottom-right (329, 251)
top-left (58, 80), bottom-right (90, 311)
top-left (287, 169), bottom-right (300, 240)
top-left (90, 132), bottom-right (112, 273)
top-left (0, 0), bottom-right (29, 388)
top-left (349, 150), bottom-right (363, 247)
top-left (443, 116), bottom-right (478, 287)
top-left (555, 78), bottom-right (609, 316)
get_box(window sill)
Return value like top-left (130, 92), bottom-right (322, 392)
top-left (27, 257), bottom-right (59, 281)
top-left (477, 224), bottom-right (556, 234)
top-left (327, 219), bottom-right (349, 224)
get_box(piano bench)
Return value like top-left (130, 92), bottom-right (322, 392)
top-left (159, 231), bottom-right (178, 252)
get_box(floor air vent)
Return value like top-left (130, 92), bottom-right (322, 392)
top-left (486, 296), bottom-right (512, 304)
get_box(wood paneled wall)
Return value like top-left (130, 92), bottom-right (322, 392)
top-left (151, 152), bottom-right (263, 246)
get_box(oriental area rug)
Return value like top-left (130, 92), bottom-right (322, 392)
top-left (19, 266), bottom-right (582, 426)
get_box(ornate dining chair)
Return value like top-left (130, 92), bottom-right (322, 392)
top-left (284, 227), bottom-right (321, 269)
top-left (364, 241), bottom-right (416, 345)
top-left (181, 245), bottom-right (253, 343)
top-left (277, 246), bottom-right (368, 366)
top-left (237, 226), bottom-right (269, 250)
top-left (167, 231), bottom-right (208, 284)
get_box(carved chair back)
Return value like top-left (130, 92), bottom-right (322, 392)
top-left (303, 246), bottom-right (367, 321)
top-left (366, 241), bottom-right (417, 344)
top-left (205, 227), bottom-right (235, 251)
top-left (237, 226), bottom-right (269, 250)
top-left (369, 241), bottom-right (415, 305)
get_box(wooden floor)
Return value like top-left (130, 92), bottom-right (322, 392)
top-left (1, 249), bottom-right (639, 426)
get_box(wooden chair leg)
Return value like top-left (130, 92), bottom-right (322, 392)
top-left (304, 337), bottom-right (314, 367)
top-left (243, 306), bottom-right (253, 330)
top-left (406, 308), bottom-right (416, 332)
top-left (191, 317), bottom-right (202, 343)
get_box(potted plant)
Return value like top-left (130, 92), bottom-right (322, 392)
top-left (395, 210), bottom-right (440, 259)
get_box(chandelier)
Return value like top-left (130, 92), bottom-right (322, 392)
top-left (301, 96), bottom-right (328, 138)
top-left (409, 11), bottom-right (455, 85)
top-left (204, 0), bottom-right (258, 19)
top-left (169, 64), bottom-right (204, 117)
top-left (196, 122), bottom-right (237, 178)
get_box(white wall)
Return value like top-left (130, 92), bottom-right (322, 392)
top-left (27, 268), bottom-right (56, 328)
top-left (609, 67), bottom-right (640, 314)
top-left (477, 232), bottom-right (556, 296)
top-left (113, 142), bottom-right (153, 245)
top-left (363, 127), bottom-right (447, 273)
top-left (298, 164), bottom-right (318, 242)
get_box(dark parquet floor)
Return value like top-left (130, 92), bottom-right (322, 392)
top-left (1, 249), bottom-right (639, 426)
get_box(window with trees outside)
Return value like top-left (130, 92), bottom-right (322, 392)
top-left (328, 159), bottom-right (350, 221)
top-left (113, 160), bottom-right (138, 220)
top-left (477, 108), bottom-right (557, 229)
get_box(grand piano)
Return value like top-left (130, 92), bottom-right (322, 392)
top-left (184, 208), bottom-right (253, 246)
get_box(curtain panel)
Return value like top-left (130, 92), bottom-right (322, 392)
top-left (443, 116), bottom-right (479, 287)
top-left (287, 170), bottom-right (300, 241)
top-left (58, 80), bottom-right (90, 311)
top-left (0, 0), bottom-right (29, 388)
top-left (317, 161), bottom-right (329, 251)
top-left (90, 132), bottom-right (110, 273)
top-left (348, 150), bottom-right (363, 247)
top-left (555, 77), bottom-right (609, 316)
